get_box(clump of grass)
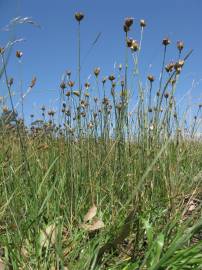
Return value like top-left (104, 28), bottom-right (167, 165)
top-left (0, 11), bottom-right (201, 270)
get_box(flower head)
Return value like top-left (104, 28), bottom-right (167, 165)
top-left (162, 37), bottom-right (171, 46)
top-left (140, 19), bottom-right (146, 28)
top-left (75, 12), bottom-right (84, 22)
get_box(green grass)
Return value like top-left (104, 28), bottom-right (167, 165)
top-left (0, 13), bottom-right (201, 270)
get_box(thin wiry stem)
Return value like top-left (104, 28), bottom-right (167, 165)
top-left (1, 53), bottom-right (31, 177)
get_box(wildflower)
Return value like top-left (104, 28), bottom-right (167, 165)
top-left (102, 97), bottom-right (109, 105)
top-left (16, 50), bottom-right (23, 58)
top-left (9, 78), bottom-right (14, 86)
top-left (174, 60), bottom-right (184, 73)
top-left (66, 70), bottom-right (71, 77)
top-left (147, 75), bottom-right (155, 82)
top-left (48, 110), bottom-right (55, 116)
top-left (73, 91), bottom-right (80, 97)
top-left (149, 124), bottom-right (154, 131)
top-left (177, 41), bottom-right (184, 52)
top-left (162, 37), bottom-right (171, 46)
top-left (41, 105), bottom-right (46, 111)
top-left (123, 25), bottom-right (130, 33)
top-left (68, 81), bottom-right (74, 87)
top-left (88, 121), bottom-right (94, 129)
top-left (108, 75), bottom-right (115, 81)
top-left (60, 81), bottom-right (66, 90)
top-left (131, 40), bottom-right (139, 51)
top-left (30, 76), bottom-right (36, 88)
top-left (165, 62), bottom-right (175, 72)
top-left (140, 19), bottom-right (146, 28)
top-left (94, 67), bottom-right (100, 77)
top-left (0, 47), bottom-right (4, 54)
top-left (3, 106), bottom-right (9, 113)
top-left (127, 38), bottom-right (133, 48)
top-left (81, 111), bottom-right (86, 117)
top-left (75, 12), bottom-right (84, 22)
top-left (84, 92), bottom-right (90, 97)
top-left (124, 17), bottom-right (134, 28)
top-left (164, 92), bottom-right (169, 99)
top-left (102, 77), bottom-right (107, 84)
top-left (84, 82), bottom-right (90, 89)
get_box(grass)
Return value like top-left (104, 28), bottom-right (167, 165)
top-left (0, 13), bottom-right (201, 270)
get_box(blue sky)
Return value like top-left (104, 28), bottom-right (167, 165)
top-left (0, 0), bottom-right (202, 123)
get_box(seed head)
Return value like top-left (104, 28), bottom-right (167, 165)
top-left (124, 17), bottom-right (134, 28)
top-left (73, 91), bottom-right (80, 97)
top-left (174, 60), bottom-right (184, 73)
top-left (66, 91), bottom-right (71, 97)
top-left (68, 81), bottom-right (74, 88)
top-left (94, 67), bottom-right (100, 77)
top-left (147, 75), bottom-right (155, 82)
top-left (0, 47), bottom-right (4, 54)
top-left (48, 110), bottom-right (55, 116)
top-left (84, 92), bottom-right (90, 97)
top-left (16, 50), bottom-right (23, 58)
top-left (41, 105), bottom-right (46, 111)
top-left (108, 75), bottom-right (115, 81)
top-left (75, 12), bottom-right (84, 22)
top-left (165, 62), bottom-right (175, 72)
top-left (60, 81), bottom-right (66, 90)
top-left (66, 70), bottom-right (71, 77)
top-left (131, 40), bottom-right (139, 51)
top-left (140, 19), bottom-right (146, 28)
top-left (127, 38), bottom-right (133, 47)
top-left (123, 24), bottom-right (130, 33)
top-left (9, 78), bottom-right (14, 86)
top-left (162, 37), bottom-right (171, 46)
top-left (164, 92), bottom-right (169, 99)
top-left (3, 106), bottom-right (9, 113)
top-left (84, 82), bottom-right (90, 89)
top-left (30, 76), bottom-right (36, 88)
top-left (177, 41), bottom-right (184, 52)
top-left (118, 64), bottom-right (122, 71)
top-left (102, 77), bottom-right (107, 84)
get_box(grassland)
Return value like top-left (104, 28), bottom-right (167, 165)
top-left (0, 13), bottom-right (201, 270)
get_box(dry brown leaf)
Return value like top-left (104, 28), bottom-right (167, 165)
top-left (40, 224), bottom-right (56, 247)
top-left (80, 218), bottom-right (105, 232)
top-left (188, 203), bottom-right (196, 212)
top-left (83, 205), bottom-right (97, 223)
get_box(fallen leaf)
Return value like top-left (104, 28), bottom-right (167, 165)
top-left (83, 205), bottom-right (97, 223)
top-left (40, 223), bottom-right (56, 248)
top-left (81, 218), bottom-right (105, 232)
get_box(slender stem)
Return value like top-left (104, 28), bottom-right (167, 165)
top-left (1, 53), bottom-right (31, 177)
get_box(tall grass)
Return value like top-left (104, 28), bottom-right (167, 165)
top-left (0, 13), bottom-right (201, 270)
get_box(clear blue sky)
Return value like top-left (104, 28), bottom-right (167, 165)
top-left (0, 0), bottom-right (202, 123)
